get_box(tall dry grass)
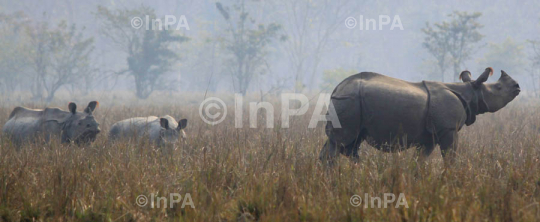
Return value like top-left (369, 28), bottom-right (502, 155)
top-left (0, 92), bottom-right (539, 221)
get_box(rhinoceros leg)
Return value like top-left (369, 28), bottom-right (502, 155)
top-left (320, 97), bottom-right (364, 165)
top-left (320, 136), bottom-right (363, 165)
top-left (338, 133), bottom-right (364, 162)
top-left (42, 121), bottom-right (62, 143)
top-left (340, 143), bottom-right (360, 162)
top-left (439, 129), bottom-right (458, 166)
top-left (319, 139), bottom-right (339, 165)
top-left (415, 140), bottom-right (435, 163)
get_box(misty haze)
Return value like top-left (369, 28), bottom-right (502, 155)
top-left (0, 0), bottom-right (539, 221)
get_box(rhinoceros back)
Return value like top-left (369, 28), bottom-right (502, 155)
top-left (2, 107), bottom-right (65, 144)
top-left (3, 115), bottom-right (39, 142)
top-left (109, 116), bottom-right (162, 142)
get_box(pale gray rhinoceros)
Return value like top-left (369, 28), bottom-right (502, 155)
top-left (2, 101), bottom-right (101, 145)
top-left (320, 68), bottom-right (520, 164)
top-left (108, 115), bottom-right (187, 146)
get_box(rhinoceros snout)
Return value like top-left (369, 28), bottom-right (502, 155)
top-left (512, 88), bottom-right (521, 97)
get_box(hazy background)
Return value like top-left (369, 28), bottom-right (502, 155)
top-left (0, 0), bottom-right (539, 101)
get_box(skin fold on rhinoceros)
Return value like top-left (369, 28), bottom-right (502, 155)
top-left (108, 115), bottom-right (187, 146)
top-left (320, 68), bottom-right (520, 165)
top-left (2, 101), bottom-right (101, 146)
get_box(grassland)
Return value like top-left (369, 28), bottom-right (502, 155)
top-left (0, 92), bottom-right (539, 221)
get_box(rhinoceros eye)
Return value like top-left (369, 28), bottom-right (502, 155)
top-left (78, 122), bottom-right (82, 125)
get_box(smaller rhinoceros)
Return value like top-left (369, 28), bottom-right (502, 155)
top-left (108, 115), bottom-right (187, 146)
top-left (2, 101), bottom-right (101, 145)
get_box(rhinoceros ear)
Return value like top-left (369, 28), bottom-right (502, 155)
top-left (459, 71), bottom-right (472, 82)
top-left (474, 67), bottom-right (493, 87)
top-left (177, 119), bottom-right (188, 130)
top-left (160, 118), bottom-right (170, 129)
top-left (84, 101), bottom-right (99, 114)
top-left (68, 102), bottom-right (77, 114)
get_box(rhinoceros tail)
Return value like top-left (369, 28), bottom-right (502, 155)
top-left (422, 81), bottom-right (434, 134)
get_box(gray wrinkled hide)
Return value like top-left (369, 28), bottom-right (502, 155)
top-left (321, 69), bottom-right (520, 164)
top-left (109, 115), bottom-right (186, 146)
top-left (2, 102), bottom-right (100, 146)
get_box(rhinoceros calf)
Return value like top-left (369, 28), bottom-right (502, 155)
top-left (109, 116), bottom-right (187, 146)
top-left (2, 101), bottom-right (101, 145)
top-left (320, 68), bottom-right (520, 164)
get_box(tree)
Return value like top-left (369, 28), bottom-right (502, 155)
top-left (0, 12), bottom-right (30, 93)
top-left (532, 41), bottom-right (540, 67)
top-left (26, 19), bottom-right (50, 100)
top-left (176, 13), bottom-right (224, 92)
top-left (446, 12), bottom-right (484, 81)
top-left (215, 1), bottom-right (285, 95)
top-left (528, 39), bottom-right (540, 96)
top-left (422, 22), bottom-right (450, 82)
top-left (96, 6), bottom-right (189, 99)
top-left (44, 21), bottom-right (94, 102)
top-left (418, 59), bottom-right (447, 81)
top-left (275, 0), bottom-right (361, 91)
top-left (422, 11), bottom-right (484, 82)
top-left (23, 16), bottom-right (94, 102)
top-left (479, 37), bottom-right (527, 93)
top-left (480, 38), bottom-right (526, 72)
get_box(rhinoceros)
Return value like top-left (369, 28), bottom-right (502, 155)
top-left (109, 115), bottom-right (187, 146)
top-left (2, 101), bottom-right (101, 145)
top-left (320, 68), bottom-right (520, 164)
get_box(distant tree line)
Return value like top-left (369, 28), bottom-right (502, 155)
top-left (0, 3), bottom-right (539, 100)
top-left (0, 12), bottom-right (94, 102)
top-left (0, 1), bottom-right (289, 100)
top-left (421, 11), bottom-right (537, 96)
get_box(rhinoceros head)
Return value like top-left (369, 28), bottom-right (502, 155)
top-left (158, 118), bottom-right (188, 145)
top-left (61, 101), bottom-right (101, 145)
top-left (463, 68), bottom-right (520, 113)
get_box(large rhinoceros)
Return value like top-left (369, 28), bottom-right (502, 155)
top-left (108, 115), bottom-right (187, 146)
top-left (320, 68), bottom-right (520, 164)
top-left (2, 101), bottom-right (101, 145)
